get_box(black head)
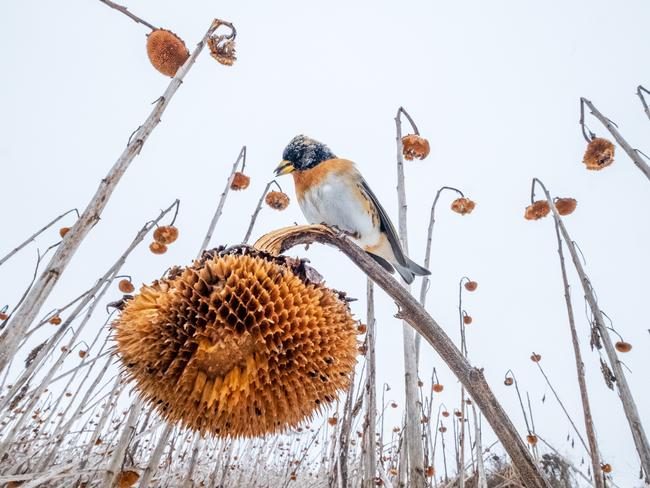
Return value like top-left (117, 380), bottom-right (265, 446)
top-left (275, 135), bottom-right (336, 175)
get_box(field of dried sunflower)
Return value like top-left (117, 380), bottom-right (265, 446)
top-left (1, 1), bottom-right (650, 487)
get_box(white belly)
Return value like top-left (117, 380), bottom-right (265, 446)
top-left (299, 175), bottom-right (380, 249)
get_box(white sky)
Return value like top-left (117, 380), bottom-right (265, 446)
top-left (2, 1), bottom-right (650, 486)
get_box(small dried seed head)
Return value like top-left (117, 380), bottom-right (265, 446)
top-left (118, 279), bottom-right (135, 294)
top-left (208, 36), bottom-right (237, 66)
top-left (230, 172), bottom-right (250, 191)
top-left (401, 134), bottom-right (430, 160)
top-left (146, 29), bottom-right (190, 77)
top-left (356, 324), bottom-right (367, 334)
top-left (432, 383), bottom-right (444, 393)
top-left (149, 242), bottom-right (168, 255)
top-left (464, 281), bottom-right (478, 292)
top-left (615, 341), bottom-right (632, 353)
top-left (154, 226), bottom-right (179, 245)
top-left (504, 377), bottom-right (514, 386)
top-left (442, 410), bottom-right (450, 417)
top-left (0, 312), bottom-right (8, 321)
top-left (524, 200), bottom-right (551, 221)
top-left (439, 425), bottom-right (447, 433)
top-left (454, 409), bottom-right (462, 418)
top-left (59, 227), bottom-right (70, 238)
top-left (417, 379), bottom-right (423, 387)
top-left (530, 353), bottom-right (542, 363)
top-left (390, 402), bottom-right (398, 408)
top-left (114, 247), bottom-right (357, 437)
top-left (392, 426), bottom-right (400, 433)
top-left (78, 350), bottom-right (87, 358)
top-left (426, 466), bottom-right (435, 477)
top-left (554, 198), bottom-right (577, 216)
top-left (526, 434), bottom-right (538, 445)
top-left (328, 417), bottom-right (338, 426)
top-left (601, 463), bottom-right (613, 474)
top-left (117, 470), bottom-right (140, 488)
top-left (49, 315), bottom-right (62, 326)
top-left (265, 191), bottom-right (290, 210)
top-left (583, 138), bottom-right (615, 170)
top-left (463, 315), bottom-right (473, 325)
top-left (450, 198), bottom-right (476, 215)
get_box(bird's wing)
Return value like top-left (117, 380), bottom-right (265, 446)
top-left (358, 178), bottom-right (409, 267)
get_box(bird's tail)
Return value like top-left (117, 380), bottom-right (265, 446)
top-left (394, 257), bottom-right (430, 285)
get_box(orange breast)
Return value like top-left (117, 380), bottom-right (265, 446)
top-left (293, 158), bottom-right (356, 201)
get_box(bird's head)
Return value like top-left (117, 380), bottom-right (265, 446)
top-left (275, 135), bottom-right (336, 176)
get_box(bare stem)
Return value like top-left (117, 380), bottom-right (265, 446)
top-left (97, 0), bottom-right (157, 30)
top-left (243, 180), bottom-right (275, 243)
top-left (636, 85), bottom-right (650, 122)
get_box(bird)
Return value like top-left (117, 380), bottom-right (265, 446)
top-left (274, 134), bottom-right (430, 284)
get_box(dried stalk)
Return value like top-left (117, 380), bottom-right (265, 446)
top-left (0, 18), bottom-right (234, 373)
top-left (534, 177), bottom-right (650, 481)
top-left (339, 365), bottom-right (356, 487)
top-left (362, 280), bottom-right (378, 488)
top-left (580, 97), bottom-right (650, 181)
top-left (395, 106), bottom-right (426, 488)
top-left (243, 179), bottom-right (278, 243)
top-left (97, 0), bottom-right (157, 30)
top-left (0, 209), bottom-right (78, 267)
top-left (416, 186), bottom-right (464, 363)
top-left (198, 145), bottom-right (247, 256)
top-left (102, 398), bottom-right (143, 487)
top-left (636, 85), bottom-right (650, 122)
top-left (472, 406), bottom-right (488, 488)
top-left (254, 224), bottom-right (551, 488)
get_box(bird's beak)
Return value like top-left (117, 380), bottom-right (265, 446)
top-left (274, 160), bottom-right (295, 176)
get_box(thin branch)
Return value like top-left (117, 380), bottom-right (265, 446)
top-left (242, 180), bottom-right (275, 243)
top-left (254, 224), bottom-right (551, 488)
top-left (97, 0), bottom-right (157, 31)
top-left (636, 85), bottom-right (650, 122)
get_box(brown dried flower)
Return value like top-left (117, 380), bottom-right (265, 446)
top-left (464, 281), bottom-right (478, 292)
top-left (153, 226), bottom-right (179, 245)
top-left (530, 353), bottom-right (542, 363)
top-left (524, 200), bottom-right (550, 221)
top-left (117, 470), bottom-right (140, 488)
top-left (146, 29), bottom-right (189, 77)
top-left (114, 247), bottom-right (357, 437)
top-left (59, 227), bottom-right (70, 238)
top-left (439, 425), bottom-right (447, 433)
top-left (0, 312), bottom-right (8, 321)
top-left (442, 410), bottom-right (450, 417)
top-left (208, 36), bottom-right (237, 66)
top-left (601, 463), bottom-right (613, 474)
top-left (230, 172), bottom-right (250, 191)
top-left (426, 466), bottom-right (435, 477)
top-left (504, 377), bottom-right (514, 386)
top-left (328, 417), bottom-right (338, 426)
top-left (526, 434), bottom-right (538, 445)
top-left (615, 341), bottom-right (632, 353)
top-left (149, 242), bottom-right (168, 255)
top-left (265, 191), bottom-right (290, 210)
top-left (432, 383), bottom-right (444, 393)
top-left (357, 324), bottom-right (367, 334)
top-left (401, 134), bottom-right (430, 160)
top-left (554, 198), bottom-right (577, 216)
top-left (118, 279), bottom-right (135, 294)
top-left (463, 315), bottom-right (473, 325)
top-left (583, 138), bottom-right (615, 170)
top-left (49, 315), bottom-right (62, 326)
top-left (450, 198), bottom-right (476, 215)
top-left (78, 350), bottom-right (87, 358)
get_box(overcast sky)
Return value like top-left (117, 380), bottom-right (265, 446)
top-left (2, 1), bottom-right (650, 486)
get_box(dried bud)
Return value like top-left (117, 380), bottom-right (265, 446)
top-left (118, 279), bottom-right (135, 294)
top-left (583, 138), bottom-right (615, 170)
top-left (208, 36), bottom-right (237, 66)
top-left (230, 172), bottom-right (250, 191)
top-left (117, 470), bottom-right (140, 488)
top-left (401, 134), bottom-right (430, 160)
top-left (504, 377), bottom-right (514, 386)
top-left (463, 315), bottom-right (473, 325)
top-left (0, 312), bottom-right (8, 321)
top-left (390, 402), bottom-right (398, 408)
top-left (530, 353), bottom-right (542, 363)
top-left (450, 198), bottom-right (476, 215)
top-left (615, 341), bottom-right (632, 353)
top-left (265, 191), bottom-right (290, 210)
top-left (78, 350), bottom-right (87, 358)
top-left (59, 227), bottom-right (70, 238)
top-left (149, 242), bottom-right (168, 255)
top-left (146, 29), bottom-right (189, 77)
top-left (153, 226), bottom-right (179, 245)
top-left (426, 466), bottom-right (435, 477)
top-left (524, 200), bottom-right (551, 221)
top-left (439, 425), bottom-right (447, 433)
top-left (432, 383), bottom-right (444, 393)
top-left (464, 281), bottom-right (478, 292)
top-left (328, 417), bottom-right (338, 426)
top-left (526, 434), bottom-right (538, 445)
top-left (554, 198), bottom-right (577, 216)
top-left (601, 463), bottom-right (613, 474)
top-left (356, 324), bottom-right (367, 334)
top-left (442, 410), bottom-right (450, 417)
top-left (49, 315), bottom-right (62, 326)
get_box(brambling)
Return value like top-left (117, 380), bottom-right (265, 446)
top-left (275, 135), bottom-right (430, 284)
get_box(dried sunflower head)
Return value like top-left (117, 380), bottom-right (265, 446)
top-left (526, 434), bottom-right (538, 445)
top-left (401, 134), bottom-right (430, 160)
top-left (504, 377), bottom-right (514, 386)
top-left (554, 198), bottom-right (577, 216)
top-left (463, 315), bottom-right (473, 325)
top-left (154, 226), bottom-right (179, 245)
top-left (524, 200), bottom-right (550, 221)
top-left (432, 383), bottom-right (444, 393)
top-left (146, 29), bottom-right (190, 77)
top-left (530, 353), bottom-right (542, 363)
top-left (117, 470), bottom-right (140, 488)
top-left (208, 36), bottom-right (237, 66)
top-left (230, 172), bottom-right (250, 191)
top-left (583, 137), bottom-right (615, 170)
top-left (464, 281), bottom-right (478, 292)
top-left (450, 197), bottom-right (475, 215)
top-left (265, 191), bottom-right (290, 210)
top-left (49, 315), bottom-right (62, 325)
top-left (114, 246), bottom-right (357, 437)
top-left (118, 279), bottom-right (135, 294)
top-left (149, 242), bottom-right (168, 255)
top-left (615, 341), bottom-right (632, 353)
